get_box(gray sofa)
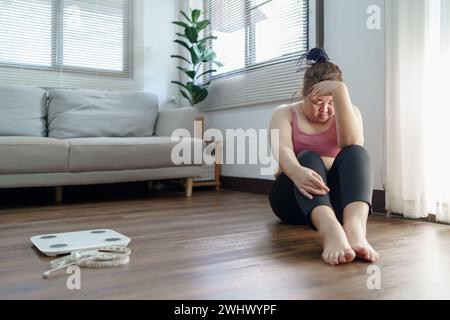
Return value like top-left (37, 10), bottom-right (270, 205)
top-left (0, 85), bottom-right (202, 201)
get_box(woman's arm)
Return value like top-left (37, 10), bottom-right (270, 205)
top-left (311, 81), bottom-right (364, 147)
top-left (269, 106), bottom-right (330, 199)
top-left (269, 105), bottom-right (304, 178)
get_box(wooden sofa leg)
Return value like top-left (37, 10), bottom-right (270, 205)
top-left (185, 178), bottom-right (193, 198)
top-left (55, 186), bottom-right (63, 203)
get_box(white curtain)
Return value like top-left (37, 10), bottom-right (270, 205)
top-left (385, 0), bottom-right (450, 222)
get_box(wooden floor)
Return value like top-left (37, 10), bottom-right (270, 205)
top-left (1, 187), bottom-right (450, 300)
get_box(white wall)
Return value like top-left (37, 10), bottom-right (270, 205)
top-left (205, 101), bottom-right (285, 180)
top-left (324, 0), bottom-right (385, 190)
top-left (143, 0), bottom-right (180, 109)
top-left (202, 0), bottom-right (386, 190)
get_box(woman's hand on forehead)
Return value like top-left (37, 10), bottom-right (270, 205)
top-left (310, 80), bottom-right (343, 98)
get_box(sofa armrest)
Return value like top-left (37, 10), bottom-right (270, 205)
top-left (155, 107), bottom-right (196, 137)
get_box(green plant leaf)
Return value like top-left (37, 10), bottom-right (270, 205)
top-left (202, 51), bottom-right (216, 62)
top-left (180, 10), bottom-right (192, 23)
top-left (172, 21), bottom-right (190, 29)
top-left (174, 39), bottom-right (191, 52)
top-left (192, 87), bottom-right (209, 105)
top-left (176, 32), bottom-right (188, 39)
top-left (195, 20), bottom-right (210, 32)
top-left (196, 69), bottom-right (216, 79)
top-left (171, 81), bottom-right (188, 90)
top-left (191, 9), bottom-right (201, 23)
top-left (185, 27), bottom-right (198, 43)
top-left (192, 45), bottom-right (202, 62)
top-left (197, 42), bottom-right (206, 54)
top-left (170, 55), bottom-right (192, 65)
top-left (186, 71), bottom-right (196, 79)
top-left (202, 48), bottom-right (213, 56)
top-left (177, 66), bottom-right (196, 80)
top-left (212, 60), bottom-right (224, 67)
top-left (186, 82), bottom-right (194, 92)
top-left (198, 35), bottom-right (218, 44)
top-left (191, 84), bottom-right (202, 92)
top-left (190, 49), bottom-right (200, 65)
top-left (171, 9), bottom-right (216, 106)
top-left (180, 90), bottom-right (193, 106)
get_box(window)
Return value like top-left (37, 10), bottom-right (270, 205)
top-left (0, 0), bottom-right (52, 67)
top-left (62, 0), bottom-right (129, 72)
top-left (204, 0), bottom-right (309, 77)
top-left (0, 0), bottom-right (142, 87)
top-left (200, 0), bottom-right (314, 110)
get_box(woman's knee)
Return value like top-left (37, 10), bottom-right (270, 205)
top-left (338, 145), bottom-right (370, 162)
top-left (336, 145), bottom-right (373, 188)
top-left (296, 150), bottom-right (323, 166)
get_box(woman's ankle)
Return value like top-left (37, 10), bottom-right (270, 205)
top-left (311, 206), bottom-right (339, 230)
top-left (343, 217), bottom-right (367, 236)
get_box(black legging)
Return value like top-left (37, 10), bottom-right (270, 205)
top-left (269, 145), bottom-right (373, 230)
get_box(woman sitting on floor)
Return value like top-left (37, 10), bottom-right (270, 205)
top-left (268, 47), bottom-right (380, 266)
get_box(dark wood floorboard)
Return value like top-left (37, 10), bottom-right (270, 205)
top-left (0, 189), bottom-right (449, 300)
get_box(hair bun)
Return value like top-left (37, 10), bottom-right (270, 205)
top-left (306, 48), bottom-right (329, 64)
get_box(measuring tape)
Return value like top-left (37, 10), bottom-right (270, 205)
top-left (43, 246), bottom-right (131, 279)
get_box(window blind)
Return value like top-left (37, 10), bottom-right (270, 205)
top-left (200, 0), bottom-right (310, 110)
top-left (0, 0), bottom-right (144, 90)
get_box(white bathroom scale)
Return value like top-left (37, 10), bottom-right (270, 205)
top-left (30, 229), bottom-right (131, 257)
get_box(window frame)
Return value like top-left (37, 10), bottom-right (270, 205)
top-left (0, 0), bottom-right (134, 78)
top-left (203, 0), bottom-right (313, 81)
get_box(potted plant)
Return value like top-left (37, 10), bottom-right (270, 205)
top-left (171, 8), bottom-right (222, 108)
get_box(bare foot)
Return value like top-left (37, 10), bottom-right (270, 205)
top-left (320, 224), bottom-right (356, 266)
top-left (344, 222), bottom-right (380, 263)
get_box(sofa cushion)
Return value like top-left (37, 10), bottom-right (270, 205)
top-left (66, 137), bottom-right (203, 172)
top-left (0, 137), bottom-right (69, 174)
top-left (155, 107), bottom-right (196, 137)
top-left (48, 89), bottom-right (159, 139)
top-left (0, 85), bottom-right (47, 137)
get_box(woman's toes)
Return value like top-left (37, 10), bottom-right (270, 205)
top-left (357, 246), bottom-right (368, 256)
top-left (339, 252), bottom-right (347, 264)
top-left (371, 250), bottom-right (380, 262)
top-left (330, 253), bottom-right (338, 266)
top-left (346, 232), bottom-right (380, 263)
top-left (353, 245), bottom-right (369, 259)
top-left (322, 253), bottom-right (331, 265)
top-left (375, 250), bottom-right (380, 260)
top-left (338, 250), bottom-right (353, 264)
top-left (330, 253), bottom-right (339, 266)
top-left (320, 224), bottom-right (357, 266)
top-left (353, 245), bottom-right (380, 263)
top-left (323, 249), bottom-right (356, 266)
top-left (345, 249), bottom-right (356, 263)
top-left (323, 252), bottom-right (338, 266)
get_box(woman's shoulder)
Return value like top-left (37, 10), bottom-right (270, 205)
top-left (273, 101), bottom-right (303, 119)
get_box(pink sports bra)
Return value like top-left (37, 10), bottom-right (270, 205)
top-left (290, 106), bottom-right (341, 158)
